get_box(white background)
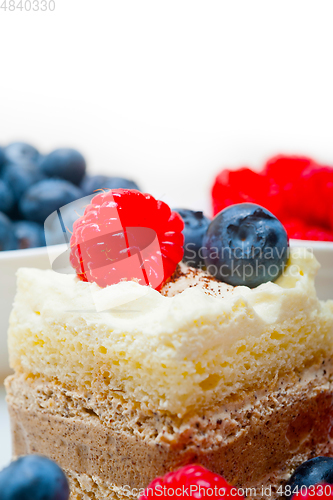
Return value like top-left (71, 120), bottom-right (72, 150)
top-left (1, 1), bottom-right (333, 211)
top-left (1, 0), bottom-right (333, 470)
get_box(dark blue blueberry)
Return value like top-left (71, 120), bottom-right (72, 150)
top-left (285, 457), bottom-right (333, 499)
top-left (14, 221), bottom-right (45, 249)
top-left (40, 148), bottom-right (86, 186)
top-left (4, 142), bottom-right (40, 165)
top-left (0, 455), bottom-right (69, 500)
top-left (81, 175), bottom-right (140, 195)
top-left (0, 146), bottom-right (5, 173)
top-left (2, 162), bottom-right (45, 200)
top-left (202, 203), bottom-right (289, 287)
top-left (0, 212), bottom-right (18, 251)
top-left (19, 179), bottom-right (83, 224)
top-left (0, 179), bottom-right (15, 215)
top-left (172, 208), bottom-right (210, 268)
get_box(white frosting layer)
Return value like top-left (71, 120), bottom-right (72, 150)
top-left (8, 248), bottom-right (333, 416)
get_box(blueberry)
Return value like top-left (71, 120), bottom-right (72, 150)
top-left (0, 212), bottom-right (18, 251)
top-left (172, 208), bottom-right (210, 268)
top-left (2, 162), bottom-right (45, 200)
top-left (0, 455), bottom-right (69, 500)
top-left (0, 179), bottom-right (15, 215)
top-left (0, 146), bottom-right (5, 172)
top-left (4, 142), bottom-right (40, 165)
top-left (40, 148), bottom-right (86, 185)
top-left (14, 221), bottom-right (45, 249)
top-left (202, 203), bottom-right (289, 287)
top-left (81, 174), bottom-right (140, 195)
top-left (20, 179), bottom-right (83, 224)
top-left (285, 457), bottom-right (333, 499)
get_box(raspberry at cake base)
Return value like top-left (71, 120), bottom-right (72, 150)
top-left (5, 247), bottom-right (333, 499)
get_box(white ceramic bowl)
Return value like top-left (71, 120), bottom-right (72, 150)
top-left (0, 240), bottom-right (332, 380)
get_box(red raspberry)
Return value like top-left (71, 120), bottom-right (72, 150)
top-left (140, 464), bottom-right (244, 500)
top-left (263, 155), bottom-right (319, 218)
top-left (212, 155), bottom-right (333, 242)
top-left (300, 166), bottom-right (333, 227)
top-left (281, 218), bottom-right (309, 239)
top-left (292, 483), bottom-right (333, 500)
top-left (70, 189), bottom-right (184, 289)
top-left (263, 155), bottom-right (315, 187)
top-left (282, 219), bottom-right (333, 241)
top-left (212, 167), bottom-right (281, 217)
top-left (303, 226), bottom-right (333, 242)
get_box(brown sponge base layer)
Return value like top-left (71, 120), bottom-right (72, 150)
top-left (6, 363), bottom-right (333, 499)
top-left (66, 470), bottom-right (135, 500)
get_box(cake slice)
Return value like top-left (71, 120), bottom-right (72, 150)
top-left (5, 245), bottom-right (333, 499)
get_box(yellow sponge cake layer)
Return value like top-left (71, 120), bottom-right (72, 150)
top-left (8, 248), bottom-right (333, 416)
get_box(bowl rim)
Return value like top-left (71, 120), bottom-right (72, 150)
top-left (0, 239), bottom-right (333, 262)
top-left (289, 239), bottom-right (333, 250)
top-left (0, 243), bottom-right (67, 261)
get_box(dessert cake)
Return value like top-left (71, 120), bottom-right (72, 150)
top-left (5, 190), bottom-right (333, 500)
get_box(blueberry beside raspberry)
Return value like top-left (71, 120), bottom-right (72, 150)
top-left (14, 221), bottom-right (45, 249)
top-left (81, 174), bottom-right (140, 195)
top-left (212, 155), bottom-right (333, 241)
top-left (285, 457), bottom-right (333, 499)
top-left (172, 208), bottom-right (210, 268)
top-left (202, 203), bottom-right (289, 287)
top-left (0, 455), bottom-right (69, 500)
top-left (20, 179), bottom-right (83, 224)
top-left (39, 148), bottom-right (87, 186)
top-left (0, 212), bottom-right (18, 251)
